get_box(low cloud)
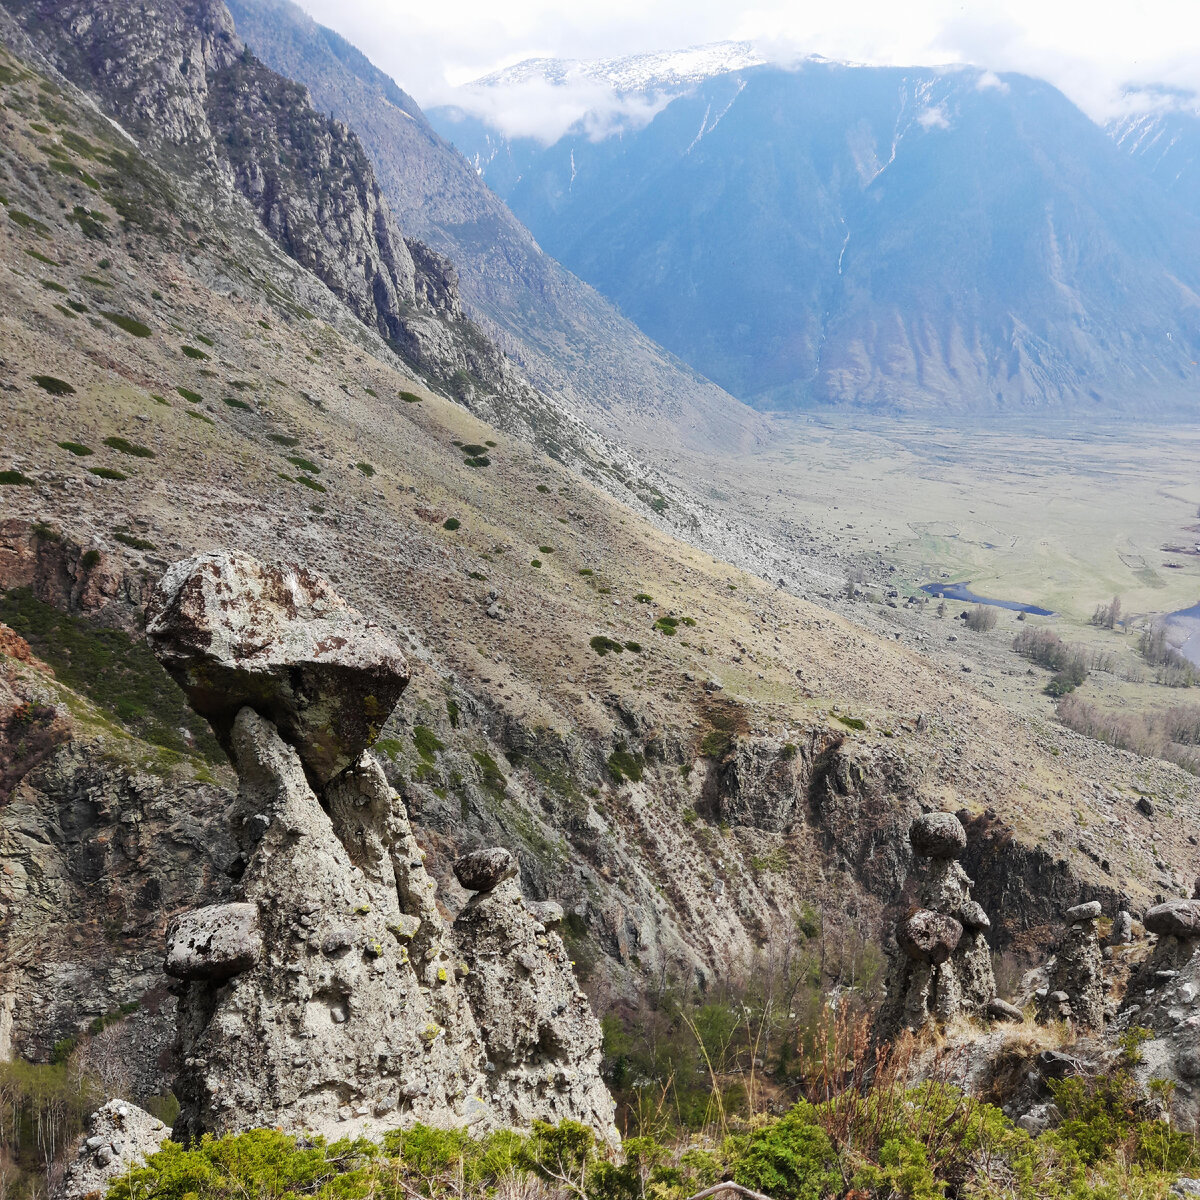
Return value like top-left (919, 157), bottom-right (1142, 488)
top-left (446, 74), bottom-right (674, 144)
top-left (917, 104), bottom-right (950, 128)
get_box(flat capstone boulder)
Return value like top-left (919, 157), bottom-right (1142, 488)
top-left (910, 812), bottom-right (967, 860)
top-left (898, 908), bottom-right (963, 964)
top-left (1066, 901), bottom-right (1102, 924)
top-left (146, 551), bottom-right (409, 786)
top-left (165, 902), bottom-right (262, 981)
top-left (454, 847), bottom-right (518, 893)
top-left (1145, 900), bottom-right (1200, 939)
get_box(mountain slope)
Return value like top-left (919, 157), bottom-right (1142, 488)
top-left (221, 0), bottom-right (761, 451)
top-left (3, 11), bottom-right (1194, 1085)
top-left (1110, 102), bottom-right (1200, 222)
top-left (436, 59), bottom-right (1200, 415)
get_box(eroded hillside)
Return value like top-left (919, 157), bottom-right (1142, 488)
top-left (1, 6), bottom-right (1198, 1111)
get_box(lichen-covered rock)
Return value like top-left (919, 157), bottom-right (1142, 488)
top-left (171, 708), bottom-right (487, 1141)
top-left (453, 876), bottom-right (618, 1145)
top-left (454, 848), bottom-right (518, 893)
top-left (165, 902), bottom-right (261, 981)
top-left (899, 909), bottom-right (963, 964)
top-left (147, 551), bottom-right (408, 786)
top-left (910, 812), bottom-right (967, 860)
top-left (56, 1100), bottom-right (168, 1200)
top-left (1043, 908), bottom-right (1104, 1031)
top-left (1146, 900), bottom-right (1200, 939)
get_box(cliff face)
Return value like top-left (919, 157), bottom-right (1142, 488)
top-left (2, 0), bottom-right (529, 404)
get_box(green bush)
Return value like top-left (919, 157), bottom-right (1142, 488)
top-left (443, 517), bottom-right (461, 531)
top-left (88, 466), bottom-right (126, 480)
top-left (33, 374), bottom-right (75, 395)
top-left (590, 635), bottom-right (623, 656)
top-left (355, 462), bottom-right (375, 476)
top-left (113, 531), bottom-right (157, 551)
top-left (607, 743), bottom-right (645, 784)
top-left (296, 476), bottom-right (326, 493)
top-left (538, 545), bottom-right (555, 554)
top-left (268, 433), bottom-right (300, 446)
top-left (103, 436), bottom-right (154, 458)
top-left (400, 390), bottom-right (422, 403)
top-left (57, 440), bottom-right (92, 456)
top-left (181, 345), bottom-right (209, 359)
top-left (176, 386), bottom-right (202, 403)
top-left (287, 455), bottom-right (321, 474)
top-left (99, 311), bottom-right (151, 336)
top-left (464, 455), bottom-right (490, 467)
top-left (196, 334), bottom-right (215, 347)
top-left (413, 726), bottom-right (445, 763)
top-left (0, 469), bottom-right (33, 485)
top-left (733, 1104), bottom-right (841, 1200)
top-left (461, 444), bottom-right (488, 456)
top-left (472, 751), bottom-right (506, 797)
top-left (531, 559), bottom-right (542, 568)
top-left (40, 278), bottom-right (68, 293)
top-left (222, 397), bottom-right (252, 411)
top-left (537, 483), bottom-right (551, 493)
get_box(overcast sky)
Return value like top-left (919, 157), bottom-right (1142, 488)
top-left (291, 0), bottom-right (1200, 138)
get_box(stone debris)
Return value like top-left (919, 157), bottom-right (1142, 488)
top-left (146, 551), bottom-right (410, 786)
top-left (150, 552), bottom-right (615, 1144)
top-left (56, 1100), bottom-right (168, 1200)
top-left (1145, 900), bottom-right (1200, 939)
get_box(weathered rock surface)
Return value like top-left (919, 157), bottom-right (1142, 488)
top-left (1044, 907), bottom-right (1104, 1031)
top-left (877, 813), bottom-right (998, 1037)
top-left (454, 848), bottom-right (518, 893)
top-left (165, 903), bottom-right (261, 981)
top-left (453, 875), bottom-right (617, 1144)
top-left (910, 811), bottom-right (968, 859)
top-left (1146, 900), bottom-right (1200, 939)
top-left (899, 909), bottom-right (962, 964)
top-left (147, 551), bottom-right (409, 786)
top-left (987, 998), bottom-right (1024, 1022)
top-left (56, 1100), bottom-right (169, 1200)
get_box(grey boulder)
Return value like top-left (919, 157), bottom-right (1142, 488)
top-left (898, 909), bottom-right (963, 964)
top-left (1066, 901), bottom-right (1102, 924)
top-left (454, 847), bottom-right (518, 893)
top-left (146, 551), bottom-right (409, 786)
top-left (165, 902), bottom-right (261, 981)
top-left (1146, 900), bottom-right (1200, 939)
top-left (910, 812), bottom-right (967, 860)
top-left (987, 998), bottom-right (1024, 1022)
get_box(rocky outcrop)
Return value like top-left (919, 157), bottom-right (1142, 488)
top-left (1041, 902), bottom-right (1104, 1031)
top-left (3, 0), bottom-right (536, 405)
top-left (151, 551), bottom-right (615, 1141)
top-left (55, 1100), bottom-right (169, 1200)
top-left (146, 551), bottom-right (409, 786)
top-left (877, 812), bottom-right (997, 1036)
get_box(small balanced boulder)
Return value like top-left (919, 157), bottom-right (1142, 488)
top-left (146, 551), bottom-right (409, 786)
top-left (1066, 901), bottom-right (1102, 924)
top-left (454, 847), bottom-right (518, 893)
top-left (899, 908), bottom-right (963, 964)
top-left (910, 812), bottom-right (968, 860)
top-left (1145, 900), bottom-right (1200, 939)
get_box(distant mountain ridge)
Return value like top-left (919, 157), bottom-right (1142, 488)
top-left (434, 57), bottom-right (1200, 416)
top-left (222, 0), bottom-right (762, 451)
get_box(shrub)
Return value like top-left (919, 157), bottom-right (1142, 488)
top-left (296, 475), bottom-right (326, 493)
top-left (181, 345), bottom-right (208, 359)
top-left (88, 466), bottom-right (126, 480)
top-left (40, 278), bottom-right (68, 293)
top-left (196, 333), bottom-right (215, 346)
top-left (733, 1104), bottom-right (841, 1200)
top-left (461, 444), bottom-right (488, 456)
top-left (538, 546), bottom-right (555, 554)
top-left (654, 616), bottom-right (679, 635)
top-left (635, 593), bottom-right (653, 604)
top-left (835, 715), bottom-right (867, 731)
top-left (413, 726), bottom-right (445, 763)
top-left (103, 436), bottom-right (154, 458)
top-left (100, 311), bottom-right (151, 336)
top-left (579, 568), bottom-right (594, 576)
top-left (287, 455), bottom-right (321, 474)
top-left (33, 374), bottom-right (74, 395)
top-left (965, 604), bottom-right (998, 631)
top-left (531, 559), bottom-right (542, 568)
top-left (222, 397), bottom-right (252, 411)
top-left (624, 641), bottom-right (642, 653)
top-left (0, 469), bottom-right (33, 485)
top-left (537, 484), bottom-right (551, 493)
top-left (268, 433), bottom-right (300, 445)
top-left (113, 531), bottom-right (156, 551)
top-left (400, 390), bottom-right (422, 403)
top-left (176, 386), bottom-right (202, 403)
top-left (607, 743), bottom-right (645, 784)
top-left (472, 751), bottom-right (506, 797)
top-left (590, 635), bottom-right (623, 656)
top-left (443, 518), bottom-right (461, 531)
top-left (355, 462), bottom-right (374, 476)
top-left (57, 440), bottom-right (91, 455)
top-left (464, 455), bottom-right (490, 467)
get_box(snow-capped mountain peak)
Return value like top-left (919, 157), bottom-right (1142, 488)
top-left (474, 41), bottom-right (767, 94)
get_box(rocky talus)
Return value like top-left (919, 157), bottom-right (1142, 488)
top-left (148, 551), bottom-right (616, 1142)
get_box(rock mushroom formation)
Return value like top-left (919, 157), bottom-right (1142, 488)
top-left (146, 551), bottom-right (410, 787)
top-left (150, 552), bottom-right (615, 1142)
top-left (452, 850), bottom-right (618, 1144)
top-left (877, 811), bottom-right (998, 1036)
top-left (1040, 902), bottom-right (1105, 1031)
